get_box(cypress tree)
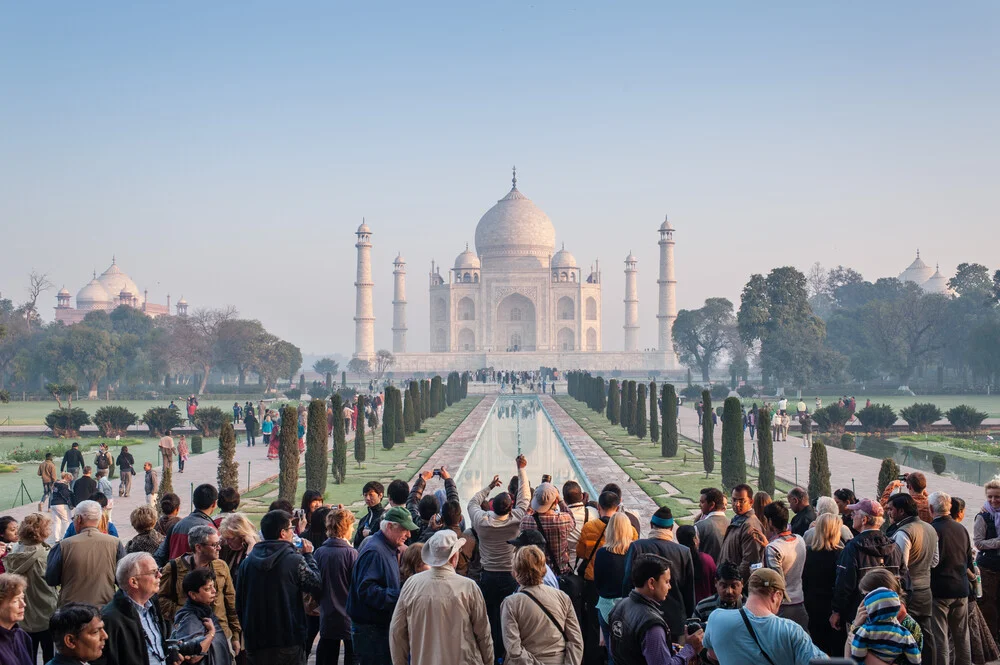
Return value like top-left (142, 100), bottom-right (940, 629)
top-left (607, 380), bottom-right (620, 425)
top-left (299, 374), bottom-right (306, 394)
top-left (598, 377), bottom-right (607, 413)
top-left (420, 380), bottom-right (429, 420)
top-left (649, 381), bottom-right (659, 444)
top-left (217, 421), bottom-right (239, 491)
top-left (446, 373), bottom-right (454, 406)
top-left (627, 381), bottom-right (638, 435)
top-left (808, 441), bottom-right (832, 504)
top-left (620, 381), bottom-right (630, 430)
top-left (721, 397), bottom-right (747, 492)
top-left (329, 398), bottom-right (346, 484)
top-left (461, 373), bottom-right (469, 399)
top-left (341, 371), bottom-right (346, 387)
top-left (701, 390), bottom-right (714, 475)
top-left (394, 386), bottom-right (405, 443)
top-left (756, 408), bottom-right (774, 495)
top-left (159, 463), bottom-right (173, 508)
top-left (354, 395), bottom-right (367, 466)
top-left (325, 372), bottom-right (332, 388)
top-left (662, 384), bottom-right (678, 457)
top-left (409, 381), bottom-right (421, 430)
top-left (877, 458), bottom-right (900, 498)
top-left (279, 406), bottom-right (300, 502)
top-left (381, 389), bottom-right (395, 450)
top-left (403, 387), bottom-right (416, 435)
top-left (305, 399), bottom-right (328, 493)
top-left (636, 382), bottom-right (647, 440)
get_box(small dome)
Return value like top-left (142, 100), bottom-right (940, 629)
top-left (393, 253), bottom-right (406, 265)
top-left (922, 266), bottom-right (952, 295)
top-left (454, 245), bottom-right (481, 270)
top-left (177, 296), bottom-right (188, 306)
top-left (899, 251), bottom-right (934, 285)
top-left (77, 278), bottom-right (111, 305)
top-left (625, 252), bottom-right (638, 263)
top-left (357, 220), bottom-right (371, 234)
top-left (58, 287), bottom-right (70, 297)
top-left (659, 215), bottom-right (674, 231)
top-left (119, 288), bottom-right (133, 297)
top-left (551, 245), bottom-right (577, 269)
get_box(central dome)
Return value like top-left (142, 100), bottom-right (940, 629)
top-left (474, 177), bottom-right (556, 262)
top-left (97, 260), bottom-right (140, 300)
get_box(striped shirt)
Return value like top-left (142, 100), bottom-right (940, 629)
top-left (850, 588), bottom-right (920, 665)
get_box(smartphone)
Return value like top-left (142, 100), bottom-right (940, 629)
top-left (432, 468), bottom-right (442, 477)
top-left (898, 474), bottom-right (908, 482)
top-left (542, 474), bottom-right (552, 484)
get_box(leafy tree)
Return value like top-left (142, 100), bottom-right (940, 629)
top-left (756, 408), bottom-right (773, 495)
top-left (662, 384), bottom-right (678, 457)
top-left (278, 406), bottom-right (299, 502)
top-left (217, 422), bottom-right (239, 490)
top-left (877, 458), bottom-right (899, 498)
top-left (649, 381), bottom-right (659, 444)
top-left (142, 407), bottom-right (184, 437)
top-left (607, 379), bottom-right (620, 425)
top-left (636, 383), bottom-right (647, 440)
top-left (381, 389), bottom-right (395, 450)
top-left (94, 406), bottom-right (138, 438)
top-left (672, 298), bottom-right (736, 383)
top-left (214, 318), bottom-right (267, 388)
top-left (44, 408), bottom-right (91, 437)
top-left (347, 358), bottom-right (371, 379)
top-left (720, 397), bottom-right (747, 491)
top-left (306, 399), bottom-right (329, 493)
top-left (374, 350), bottom-right (395, 380)
top-left (45, 383), bottom-right (78, 409)
top-left (947, 405), bottom-right (989, 433)
top-left (948, 263), bottom-right (993, 300)
top-left (192, 407), bottom-right (228, 436)
top-left (701, 390), bottom-right (714, 476)
top-left (857, 287), bottom-right (949, 384)
top-left (811, 404), bottom-right (851, 434)
top-left (807, 441), bottom-right (832, 504)
top-left (313, 357), bottom-right (339, 376)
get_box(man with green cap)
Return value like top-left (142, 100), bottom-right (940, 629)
top-left (348, 505), bottom-right (418, 664)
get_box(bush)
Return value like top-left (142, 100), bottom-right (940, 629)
top-left (899, 403), bottom-right (943, 432)
top-left (877, 458), bottom-right (900, 497)
top-left (811, 404), bottom-right (851, 434)
top-left (722, 397), bottom-right (748, 492)
top-left (278, 406), bottom-right (299, 503)
top-left (44, 408), bottom-right (91, 437)
top-left (808, 441), bottom-right (832, 504)
top-left (283, 388), bottom-right (302, 400)
top-left (142, 407), bottom-right (184, 437)
top-left (702, 391), bottom-right (714, 475)
top-left (710, 384), bottom-right (730, 400)
top-left (736, 384), bottom-right (757, 398)
top-left (93, 406), bottom-right (138, 438)
top-left (855, 404), bottom-right (897, 434)
top-left (840, 433), bottom-right (856, 451)
top-left (932, 452), bottom-right (947, 474)
top-left (680, 384), bottom-right (703, 400)
top-left (662, 384), bottom-right (678, 457)
top-left (217, 423), bottom-right (238, 490)
top-left (306, 399), bottom-right (329, 493)
top-left (191, 435), bottom-right (203, 454)
top-left (947, 405), bottom-right (989, 433)
top-left (192, 407), bottom-right (229, 437)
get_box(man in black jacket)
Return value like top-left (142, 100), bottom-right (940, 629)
top-left (929, 491), bottom-right (972, 665)
top-left (71, 466), bottom-right (98, 507)
top-left (787, 487), bottom-right (817, 537)
top-left (61, 442), bottom-right (85, 482)
top-left (95, 552), bottom-right (173, 665)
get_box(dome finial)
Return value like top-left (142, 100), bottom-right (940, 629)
top-left (562, 242), bottom-right (565, 250)
top-left (916, 249), bottom-right (920, 258)
top-left (512, 165), bottom-right (517, 190)
top-left (112, 254), bottom-right (116, 264)
top-left (466, 242), bottom-right (469, 250)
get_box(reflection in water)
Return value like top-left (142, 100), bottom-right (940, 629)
top-left (854, 437), bottom-right (1000, 486)
top-left (457, 396), bottom-right (595, 507)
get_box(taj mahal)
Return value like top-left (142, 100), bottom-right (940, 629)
top-left (352, 170), bottom-right (680, 373)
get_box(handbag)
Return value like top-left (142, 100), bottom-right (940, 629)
top-left (738, 608), bottom-right (777, 665)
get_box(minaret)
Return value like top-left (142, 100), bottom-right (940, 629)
top-left (624, 252), bottom-right (639, 351)
top-left (392, 253), bottom-right (407, 353)
top-left (657, 215), bottom-right (677, 357)
top-left (353, 220), bottom-right (375, 362)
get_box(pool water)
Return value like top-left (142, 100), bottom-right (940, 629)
top-left (854, 436), bottom-right (1000, 486)
top-left (455, 396), bottom-right (596, 507)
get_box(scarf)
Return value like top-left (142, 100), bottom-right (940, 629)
top-left (180, 599), bottom-right (218, 627)
top-left (983, 501), bottom-right (1000, 533)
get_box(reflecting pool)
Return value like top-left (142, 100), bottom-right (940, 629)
top-left (854, 436), bottom-right (1000, 486)
top-left (456, 396), bottom-right (596, 506)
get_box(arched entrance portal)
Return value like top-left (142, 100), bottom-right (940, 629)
top-left (495, 293), bottom-right (536, 351)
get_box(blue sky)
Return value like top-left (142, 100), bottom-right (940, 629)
top-left (2, 3), bottom-right (997, 355)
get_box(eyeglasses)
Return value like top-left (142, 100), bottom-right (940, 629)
top-left (135, 570), bottom-right (162, 578)
top-left (198, 542), bottom-right (222, 549)
top-left (732, 498), bottom-right (752, 505)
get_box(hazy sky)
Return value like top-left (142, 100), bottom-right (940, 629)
top-left (2, 3), bottom-right (997, 357)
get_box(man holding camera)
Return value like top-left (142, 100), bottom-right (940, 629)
top-left (880, 471), bottom-right (933, 523)
top-left (95, 552), bottom-right (174, 665)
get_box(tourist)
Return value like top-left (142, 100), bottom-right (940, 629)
top-left (692, 560), bottom-right (743, 623)
top-left (143, 462), bottom-right (158, 511)
top-left (168, 567), bottom-right (228, 665)
top-left (802, 513), bottom-right (847, 656)
top-left (218, 513), bottom-right (258, 588)
top-left (830, 497), bottom-right (903, 632)
top-left (676, 525), bottom-right (716, 603)
top-left (501, 545), bottom-right (583, 665)
top-left (468, 455), bottom-right (531, 664)
top-left (694, 487), bottom-right (728, 563)
top-left (400, 542), bottom-right (428, 585)
top-left (313, 509), bottom-right (358, 665)
top-left (0, 517), bottom-right (17, 574)
top-left (786, 487), bottom-right (816, 537)
top-left (158, 525), bottom-right (241, 655)
top-left (49, 473), bottom-right (74, 542)
top-left (886, 492), bottom-right (938, 664)
top-left (563, 480), bottom-right (596, 553)
top-left (609, 553), bottom-right (700, 665)
top-left (95, 470), bottom-right (113, 508)
top-left (880, 471), bottom-right (933, 523)
top-left (244, 407), bottom-right (258, 448)
top-left (70, 467), bottom-right (97, 507)
top-left (848, 585), bottom-right (921, 664)
top-left (389, 530), bottom-right (494, 665)
top-left (799, 413), bottom-right (813, 448)
top-left (407, 466), bottom-right (458, 539)
top-left (45, 500), bottom-right (124, 608)
top-left (5, 514), bottom-right (58, 662)
top-left (0, 573), bottom-right (32, 665)
top-left (124, 506), bottom-right (163, 555)
top-left (953, 498), bottom-right (1000, 664)
top-left (60, 492), bottom-right (118, 539)
top-left (96, 552), bottom-right (169, 665)
top-left (355, 481), bottom-right (386, 548)
top-left (802, 495), bottom-right (854, 546)
top-left (621, 506), bottom-right (695, 642)
top-left (158, 434), bottom-right (175, 471)
top-left (187, 396), bottom-right (198, 424)
top-left (49, 602), bottom-right (106, 665)
top-left (266, 422), bottom-right (281, 459)
top-left (177, 435), bottom-right (189, 473)
top-left (752, 490), bottom-right (771, 519)
top-left (974, 479), bottom-right (1000, 640)
top-left (760, 501), bottom-right (808, 630)
top-left (93, 445), bottom-right (111, 479)
top-left (115, 447), bottom-right (134, 498)
top-left (213, 487), bottom-right (241, 528)
top-left (37, 453), bottom-right (56, 511)
top-left (261, 413), bottom-right (273, 449)
top-left (521, 482), bottom-right (575, 575)
top-left (155, 492), bottom-right (181, 536)
top-left (593, 513), bottom-right (637, 656)
top-left (507, 530), bottom-right (559, 588)
top-left (834, 487), bottom-right (859, 536)
top-left (236, 510), bottom-right (321, 665)
top-left (306, 506), bottom-right (332, 551)
top-left (59, 443), bottom-right (84, 483)
top-left (704, 567), bottom-right (824, 665)
top-left (718, 483), bottom-right (765, 585)
top-left (154, 483), bottom-right (219, 565)
top-left (929, 490), bottom-right (973, 665)
top-left (301, 489), bottom-right (324, 528)
top-left (600, 483), bottom-right (642, 534)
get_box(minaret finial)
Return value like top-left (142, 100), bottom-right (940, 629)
top-left (916, 249), bottom-right (920, 258)
top-left (112, 254), bottom-right (116, 264)
top-left (512, 165), bottom-right (517, 189)
top-left (466, 242), bottom-right (469, 251)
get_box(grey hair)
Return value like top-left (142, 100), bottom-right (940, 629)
top-left (929, 491), bottom-right (952, 516)
top-left (188, 525), bottom-right (218, 548)
top-left (116, 552), bottom-right (154, 588)
top-left (73, 500), bottom-right (102, 522)
top-left (816, 496), bottom-right (838, 516)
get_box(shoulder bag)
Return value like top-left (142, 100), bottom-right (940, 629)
top-left (738, 608), bottom-right (777, 665)
top-left (575, 521), bottom-right (608, 577)
top-left (521, 589), bottom-right (569, 643)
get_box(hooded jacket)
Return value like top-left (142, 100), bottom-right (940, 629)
top-left (832, 528), bottom-right (906, 621)
top-left (4, 542), bottom-right (58, 633)
top-left (235, 539), bottom-right (321, 651)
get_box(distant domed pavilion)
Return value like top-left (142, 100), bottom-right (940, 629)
top-left (54, 258), bottom-right (187, 324)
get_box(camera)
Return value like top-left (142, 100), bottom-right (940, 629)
top-left (541, 474), bottom-right (552, 484)
top-left (166, 637), bottom-right (204, 663)
top-left (432, 468), bottom-right (442, 477)
top-left (898, 474), bottom-right (909, 482)
top-left (685, 619), bottom-right (705, 635)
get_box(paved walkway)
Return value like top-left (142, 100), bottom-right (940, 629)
top-left (677, 406), bottom-right (983, 531)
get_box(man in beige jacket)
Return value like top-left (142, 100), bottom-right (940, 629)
top-left (390, 529), bottom-right (493, 665)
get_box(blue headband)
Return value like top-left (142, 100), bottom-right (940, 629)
top-left (651, 515), bottom-right (674, 528)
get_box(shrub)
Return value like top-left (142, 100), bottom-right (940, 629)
top-left (680, 384), bottom-right (703, 400)
top-left (217, 423), bottom-right (239, 490)
top-left (306, 399), bottom-right (329, 493)
top-left (44, 408), bottom-right (91, 437)
top-left (808, 441), bottom-right (832, 504)
top-left (710, 384), bottom-right (730, 400)
top-left (278, 406), bottom-right (299, 503)
top-left (284, 388), bottom-right (302, 400)
top-left (736, 384), bottom-right (757, 398)
top-left (840, 433), bottom-right (856, 451)
top-left (899, 403), bottom-right (943, 432)
top-left (381, 388), bottom-right (395, 450)
top-left (191, 435), bottom-right (203, 454)
top-left (330, 395), bottom-right (346, 482)
top-left (662, 384), bottom-right (678, 457)
top-left (702, 391), bottom-right (714, 475)
top-left (354, 395), bottom-right (367, 466)
top-left (811, 404), bottom-right (851, 434)
top-left (932, 452), bottom-right (947, 474)
top-left (722, 397), bottom-right (748, 492)
top-left (142, 407), bottom-right (184, 437)
top-left (192, 407), bottom-right (228, 437)
top-left (947, 405), bottom-right (989, 433)
top-left (855, 404), bottom-right (897, 434)
top-left (649, 381), bottom-right (659, 444)
top-left (756, 408), bottom-right (773, 495)
top-left (877, 458), bottom-right (900, 497)
top-left (93, 406), bottom-right (138, 438)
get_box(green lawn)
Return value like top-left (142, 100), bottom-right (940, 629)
top-left (0, 399), bottom-right (247, 427)
top-left (554, 396), bottom-right (792, 523)
top-left (236, 396), bottom-right (483, 526)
